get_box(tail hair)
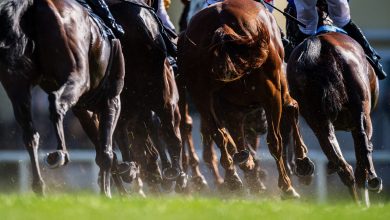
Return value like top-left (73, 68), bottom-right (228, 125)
top-left (295, 37), bottom-right (348, 116)
top-left (0, 0), bottom-right (34, 74)
top-left (210, 24), bottom-right (269, 82)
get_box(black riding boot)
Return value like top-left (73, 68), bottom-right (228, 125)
top-left (87, 0), bottom-right (125, 38)
top-left (343, 20), bottom-right (387, 80)
top-left (280, 30), bottom-right (294, 61)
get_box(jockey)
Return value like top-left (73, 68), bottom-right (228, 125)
top-left (156, 0), bottom-right (176, 31)
top-left (294, 0), bottom-right (386, 79)
top-left (152, 0), bottom-right (178, 57)
top-left (86, 0), bottom-right (125, 37)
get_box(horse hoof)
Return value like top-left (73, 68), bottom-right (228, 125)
top-left (281, 187), bottom-right (300, 200)
top-left (258, 168), bottom-right (268, 181)
top-left (162, 167), bottom-right (181, 180)
top-left (366, 177), bottom-right (383, 193)
top-left (233, 150), bottom-right (250, 164)
top-left (294, 157), bottom-right (315, 177)
top-left (191, 175), bottom-right (209, 191)
top-left (244, 170), bottom-right (266, 194)
top-left (44, 150), bottom-right (69, 169)
top-left (117, 162), bottom-right (138, 183)
top-left (327, 161), bottom-right (339, 175)
top-left (175, 173), bottom-right (189, 193)
top-left (298, 175), bottom-right (314, 186)
top-left (224, 171), bottom-right (243, 191)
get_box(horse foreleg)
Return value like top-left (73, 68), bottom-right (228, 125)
top-left (45, 87), bottom-right (77, 169)
top-left (97, 95), bottom-right (121, 198)
top-left (180, 110), bottom-right (208, 191)
top-left (282, 99), bottom-right (315, 179)
top-left (5, 84), bottom-right (44, 194)
top-left (201, 127), bottom-right (224, 187)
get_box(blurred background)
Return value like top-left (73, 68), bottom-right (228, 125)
top-left (0, 0), bottom-right (389, 202)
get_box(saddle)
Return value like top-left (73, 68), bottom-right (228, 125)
top-left (315, 25), bottom-right (348, 36)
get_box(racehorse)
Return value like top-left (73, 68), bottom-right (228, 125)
top-left (108, 0), bottom-right (187, 192)
top-left (178, 0), bottom-right (314, 197)
top-left (287, 0), bottom-right (382, 204)
top-left (0, 0), bottom-right (125, 197)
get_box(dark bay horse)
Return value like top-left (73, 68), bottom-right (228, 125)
top-left (287, 22), bottom-right (382, 205)
top-left (107, 0), bottom-right (187, 192)
top-left (178, 0), bottom-right (314, 198)
top-left (0, 0), bottom-right (125, 196)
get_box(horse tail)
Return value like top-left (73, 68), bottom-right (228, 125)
top-left (295, 37), bottom-right (347, 117)
top-left (210, 24), bottom-right (269, 82)
top-left (0, 0), bottom-right (34, 73)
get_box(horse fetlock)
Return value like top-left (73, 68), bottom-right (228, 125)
top-left (32, 178), bottom-right (46, 196)
top-left (327, 161), bottom-right (340, 175)
top-left (244, 170), bottom-right (266, 193)
top-left (162, 167), bottom-right (181, 180)
top-left (190, 175), bottom-right (209, 191)
top-left (116, 161), bottom-right (139, 183)
top-left (233, 150), bottom-right (250, 165)
top-left (98, 151), bottom-right (114, 169)
top-left (224, 169), bottom-right (243, 191)
top-left (281, 187), bottom-right (300, 200)
top-left (337, 166), bottom-right (356, 187)
top-left (294, 157), bottom-right (315, 177)
top-left (366, 176), bottom-right (383, 193)
top-left (44, 150), bottom-right (69, 169)
top-left (175, 172), bottom-right (189, 193)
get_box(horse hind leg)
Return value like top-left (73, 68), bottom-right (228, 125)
top-left (6, 84), bottom-right (45, 194)
top-left (352, 112), bottom-right (382, 206)
top-left (263, 91), bottom-right (299, 199)
top-left (310, 119), bottom-right (359, 203)
top-left (156, 104), bottom-right (189, 193)
top-left (181, 115), bottom-right (208, 191)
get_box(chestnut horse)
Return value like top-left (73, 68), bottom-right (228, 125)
top-left (0, 0), bottom-right (124, 196)
top-left (287, 5), bottom-right (382, 205)
top-left (178, 0), bottom-right (314, 197)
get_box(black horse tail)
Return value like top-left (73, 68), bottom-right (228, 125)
top-left (0, 0), bottom-right (34, 74)
top-left (295, 37), bottom-right (347, 117)
top-left (210, 24), bottom-right (269, 82)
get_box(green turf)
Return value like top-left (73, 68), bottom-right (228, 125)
top-left (0, 194), bottom-right (389, 220)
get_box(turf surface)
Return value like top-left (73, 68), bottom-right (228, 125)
top-left (0, 194), bottom-right (389, 220)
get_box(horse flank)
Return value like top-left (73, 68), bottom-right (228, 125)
top-left (293, 37), bottom-right (348, 117)
top-left (210, 23), bottom-right (269, 82)
top-left (0, 0), bottom-right (34, 75)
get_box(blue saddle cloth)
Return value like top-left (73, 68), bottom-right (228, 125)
top-left (315, 25), bottom-right (348, 35)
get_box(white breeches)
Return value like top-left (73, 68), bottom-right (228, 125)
top-left (157, 0), bottom-right (176, 31)
top-left (295, 0), bottom-right (351, 35)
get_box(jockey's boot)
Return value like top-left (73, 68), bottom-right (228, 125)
top-left (161, 27), bottom-right (177, 57)
top-left (88, 0), bottom-right (125, 38)
top-left (280, 30), bottom-right (294, 61)
top-left (343, 20), bottom-right (387, 80)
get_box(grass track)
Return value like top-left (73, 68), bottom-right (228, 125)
top-left (1, 194), bottom-right (389, 220)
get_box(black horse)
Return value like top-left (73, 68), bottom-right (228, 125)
top-left (0, 0), bottom-right (125, 197)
